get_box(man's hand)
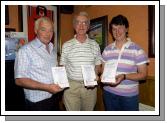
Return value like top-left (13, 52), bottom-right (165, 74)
top-left (47, 84), bottom-right (63, 94)
top-left (95, 74), bottom-right (99, 81)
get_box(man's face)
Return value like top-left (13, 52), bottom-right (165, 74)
top-left (36, 21), bottom-right (53, 44)
top-left (74, 15), bottom-right (89, 35)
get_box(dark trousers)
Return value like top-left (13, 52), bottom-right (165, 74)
top-left (25, 95), bottom-right (59, 111)
top-left (103, 90), bottom-right (139, 111)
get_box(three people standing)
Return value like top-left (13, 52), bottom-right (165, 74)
top-left (15, 13), bottom-right (149, 111)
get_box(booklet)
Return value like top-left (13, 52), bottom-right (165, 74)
top-left (101, 62), bottom-right (117, 83)
top-left (52, 67), bottom-right (69, 88)
top-left (81, 65), bottom-right (97, 86)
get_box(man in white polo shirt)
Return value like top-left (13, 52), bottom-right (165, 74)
top-left (60, 11), bottom-right (102, 111)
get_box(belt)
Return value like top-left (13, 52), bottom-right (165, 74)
top-left (116, 84), bottom-right (138, 89)
top-left (68, 78), bottom-right (84, 84)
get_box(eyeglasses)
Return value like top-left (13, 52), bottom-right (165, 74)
top-left (75, 20), bottom-right (89, 26)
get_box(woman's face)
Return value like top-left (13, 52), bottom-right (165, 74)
top-left (111, 24), bottom-right (128, 41)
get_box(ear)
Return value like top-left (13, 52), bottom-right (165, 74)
top-left (34, 29), bottom-right (37, 34)
top-left (126, 28), bottom-right (129, 32)
top-left (87, 25), bottom-right (90, 31)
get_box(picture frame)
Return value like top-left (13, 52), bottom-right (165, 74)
top-left (88, 16), bottom-right (108, 53)
top-left (5, 32), bottom-right (27, 61)
top-left (5, 5), bottom-right (9, 25)
top-left (5, 28), bottom-right (16, 32)
top-left (148, 5), bottom-right (155, 58)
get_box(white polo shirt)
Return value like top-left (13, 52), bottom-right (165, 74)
top-left (60, 35), bottom-right (102, 81)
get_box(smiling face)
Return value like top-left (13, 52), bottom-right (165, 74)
top-left (35, 20), bottom-right (53, 45)
top-left (111, 24), bottom-right (128, 42)
top-left (109, 15), bottom-right (129, 42)
top-left (74, 15), bottom-right (89, 36)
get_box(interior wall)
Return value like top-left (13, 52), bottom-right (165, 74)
top-left (5, 5), bottom-right (20, 31)
top-left (61, 5), bottom-right (155, 77)
top-left (60, 13), bottom-right (74, 45)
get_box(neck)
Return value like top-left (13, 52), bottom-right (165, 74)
top-left (76, 34), bottom-right (87, 43)
top-left (45, 44), bottom-right (50, 54)
top-left (115, 38), bottom-right (127, 49)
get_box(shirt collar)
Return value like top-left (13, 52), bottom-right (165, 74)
top-left (111, 38), bottom-right (132, 49)
top-left (33, 37), bottom-right (54, 50)
top-left (74, 34), bottom-right (89, 43)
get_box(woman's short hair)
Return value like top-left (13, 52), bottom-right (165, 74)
top-left (109, 14), bottom-right (129, 28)
top-left (109, 14), bottom-right (129, 37)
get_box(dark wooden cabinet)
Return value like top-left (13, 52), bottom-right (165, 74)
top-left (5, 60), bottom-right (25, 111)
top-left (139, 76), bottom-right (155, 107)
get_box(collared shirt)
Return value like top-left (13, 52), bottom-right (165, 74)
top-left (102, 38), bottom-right (149, 97)
top-left (14, 38), bottom-right (57, 102)
top-left (60, 35), bottom-right (102, 81)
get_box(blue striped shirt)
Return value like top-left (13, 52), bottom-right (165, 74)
top-left (14, 38), bottom-right (57, 102)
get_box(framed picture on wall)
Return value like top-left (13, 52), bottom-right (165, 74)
top-left (5, 5), bottom-right (9, 25)
top-left (88, 15), bottom-right (108, 53)
top-left (5, 32), bottom-right (27, 61)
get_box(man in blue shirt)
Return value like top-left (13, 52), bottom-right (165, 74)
top-left (15, 17), bottom-right (62, 111)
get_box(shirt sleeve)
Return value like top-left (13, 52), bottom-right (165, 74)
top-left (14, 47), bottom-right (30, 79)
top-left (101, 47), bottom-right (108, 63)
top-left (94, 43), bottom-right (102, 65)
top-left (59, 44), bottom-right (67, 66)
top-left (135, 48), bottom-right (149, 65)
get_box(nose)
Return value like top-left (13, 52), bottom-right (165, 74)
top-left (115, 29), bottom-right (121, 36)
top-left (46, 30), bottom-right (53, 35)
top-left (79, 24), bottom-right (84, 29)
top-left (115, 29), bottom-right (119, 33)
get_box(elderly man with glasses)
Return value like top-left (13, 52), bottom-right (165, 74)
top-left (60, 11), bottom-right (102, 111)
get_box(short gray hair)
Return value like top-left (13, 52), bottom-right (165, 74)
top-left (73, 11), bottom-right (90, 26)
top-left (34, 17), bottom-right (54, 33)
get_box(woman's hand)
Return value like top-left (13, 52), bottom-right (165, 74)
top-left (101, 74), bottom-right (125, 87)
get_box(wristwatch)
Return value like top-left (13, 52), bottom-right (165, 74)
top-left (123, 74), bottom-right (126, 80)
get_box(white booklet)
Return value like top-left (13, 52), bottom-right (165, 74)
top-left (81, 65), bottom-right (97, 86)
top-left (101, 62), bottom-right (117, 83)
top-left (52, 67), bottom-right (69, 88)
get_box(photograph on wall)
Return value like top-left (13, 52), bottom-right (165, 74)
top-left (88, 16), bottom-right (108, 52)
top-left (5, 32), bottom-right (27, 60)
top-left (89, 23), bottom-right (103, 47)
